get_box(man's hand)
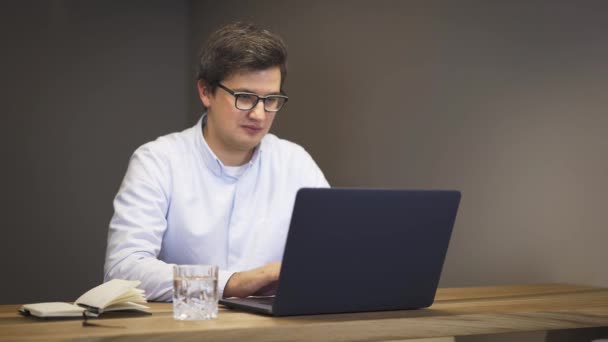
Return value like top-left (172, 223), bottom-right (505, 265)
top-left (223, 262), bottom-right (281, 298)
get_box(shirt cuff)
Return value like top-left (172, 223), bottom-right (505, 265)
top-left (218, 270), bottom-right (236, 298)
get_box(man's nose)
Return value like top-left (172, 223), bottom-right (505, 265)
top-left (249, 100), bottom-right (266, 120)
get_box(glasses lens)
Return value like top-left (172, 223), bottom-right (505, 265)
top-left (264, 96), bottom-right (286, 111)
top-left (235, 94), bottom-right (258, 110)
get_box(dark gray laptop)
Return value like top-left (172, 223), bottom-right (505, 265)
top-left (219, 188), bottom-right (461, 316)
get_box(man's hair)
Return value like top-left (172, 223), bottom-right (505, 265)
top-left (197, 22), bottom-right (288, 93)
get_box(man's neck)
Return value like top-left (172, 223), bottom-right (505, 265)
top-left (202, 125), bottom-right (254, 167)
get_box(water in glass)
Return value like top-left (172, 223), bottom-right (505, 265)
top-left (173, 275), bottom-right (218, 320)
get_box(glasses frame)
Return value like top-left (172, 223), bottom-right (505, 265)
top-left (217, 83), bottom-right (289, 112)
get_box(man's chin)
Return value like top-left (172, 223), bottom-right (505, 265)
top-left (236, 137), bottom-right (263, 152)
top-left (239, 131), bottom-right (266, 146)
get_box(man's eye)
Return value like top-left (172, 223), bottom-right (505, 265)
top-left (265, 97), bottom-right (279, 106)
top-left (237, 94), bottom-right (257, 105)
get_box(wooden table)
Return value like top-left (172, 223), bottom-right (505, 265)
top-left (1, 284), bottom-right (607, 341)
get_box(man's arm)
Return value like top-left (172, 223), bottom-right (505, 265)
top-left (104, 143), bottom-right (176, 301)
top-left (104, 143), bottom-right (281, 300)
top-left (223, 262), bottom-right (281, 298)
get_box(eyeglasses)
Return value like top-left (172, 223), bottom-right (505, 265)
top-left (217, 83), bottom-right (288, 112)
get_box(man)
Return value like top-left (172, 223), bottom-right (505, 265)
top-left (104, 22), bottom-right (329, 301)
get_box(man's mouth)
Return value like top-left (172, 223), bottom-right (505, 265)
top-left (242, 125), bottom-right (263, 134)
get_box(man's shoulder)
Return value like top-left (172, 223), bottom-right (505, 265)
top-left (262, 133), bottom-right (308, 157)
top-left (134, 124), bottom-right (196, 160)
top-left (260, 133), bottom-right (327, 186)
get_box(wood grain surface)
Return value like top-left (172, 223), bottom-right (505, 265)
top-left (1, 284), bottom-right (607, 342)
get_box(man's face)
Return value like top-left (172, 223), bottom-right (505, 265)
top-left (198, 66), bottom-right (281, 162)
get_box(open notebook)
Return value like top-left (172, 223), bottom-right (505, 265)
top-left (20, 279), bottom-right (149, 318)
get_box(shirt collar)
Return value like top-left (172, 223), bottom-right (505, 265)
top-left (195, 113), bottom-right (263, 179)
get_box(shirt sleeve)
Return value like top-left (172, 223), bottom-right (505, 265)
top-left (299, 146), bottom-right (330, 188)
top-left (104, 143), bottom-right (175, 301)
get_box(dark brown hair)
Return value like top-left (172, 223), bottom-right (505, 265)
top-left (197, 22), bottom-right (288, 94)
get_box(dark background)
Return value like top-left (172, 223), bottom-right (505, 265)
top-left (1, 2), bottom-right (607, 330)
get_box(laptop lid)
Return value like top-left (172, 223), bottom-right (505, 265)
top-left (222, 188), bottom-right (461, 316)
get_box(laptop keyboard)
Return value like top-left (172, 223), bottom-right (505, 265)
top-left (248, 296), bottom-right (275, 305)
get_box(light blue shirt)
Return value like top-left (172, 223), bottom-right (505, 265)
top-left (104, 116), bottom-right (329, 301)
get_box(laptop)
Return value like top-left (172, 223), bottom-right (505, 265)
top-left (219, 188), bottom-right (461, 316)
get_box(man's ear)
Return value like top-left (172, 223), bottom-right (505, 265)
top-left (197, 80), bottom-right (212, 108)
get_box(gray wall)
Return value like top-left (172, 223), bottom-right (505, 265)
top-left (1, 0), bottom-right (607, 313)
top-left (0, 1), bottom-right (190, 303)
top-left (191, 0), bottom-right (608, 289)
